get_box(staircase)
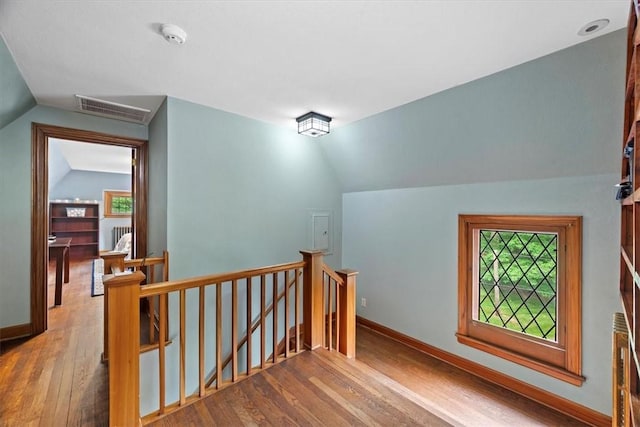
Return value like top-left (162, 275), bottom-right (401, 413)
top-left (102, 250), bottom-right (358, 426)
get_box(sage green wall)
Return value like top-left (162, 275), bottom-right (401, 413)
top-left (0, 36), bottom-right (35, 129)
top-left (147, 98), bottom-right (168, 258)
top-left (165, 96), bottom-right (342, 277)
top-left (140, 97), bottom-right (343, 414)
top-left (0, 105), bottom-right (146, 328)
top-left (330, 30), bottom-right (625, 415)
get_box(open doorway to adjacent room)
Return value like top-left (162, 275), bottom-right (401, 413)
top-left (31, 124), bottom-right (148, 334)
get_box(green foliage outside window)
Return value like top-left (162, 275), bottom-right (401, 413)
top-left (477, 230), bottom-right (558, 342)
top-left (111, 196), bottom-right (132, 214)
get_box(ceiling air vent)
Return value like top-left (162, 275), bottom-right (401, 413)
top-left (75, 95), bottom-right (151, 123)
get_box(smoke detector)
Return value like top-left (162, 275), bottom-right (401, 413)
top-left (161, 24), bottom-right (187, 45)
top-left (578, 19), bottom-right (609, 36)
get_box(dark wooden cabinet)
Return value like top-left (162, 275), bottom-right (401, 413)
top-left (49, 202), bottom-right (99, 260)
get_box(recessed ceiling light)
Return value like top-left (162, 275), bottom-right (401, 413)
top-left (160, 24), bottom-right (187, 45)
top-left (578, 19), bottom-right (609, 36)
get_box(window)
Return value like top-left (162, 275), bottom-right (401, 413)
top-left (104, 190), bottom-right (132, 217)
top-left (457, 215), bottom-right (583, 385)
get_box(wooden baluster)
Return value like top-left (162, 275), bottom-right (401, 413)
top-left (162, 250), bottom-right (169, 281)
top-left (158, 293), bottom-right (167, 414)
top-left (232, 280), bottom-right (238, 382)
top-left (104, 270), bottom-right (145, 427)
top-left (284, 270), bottom-right (290, 357)
top-left (337, 269), bottom-right (358, 359)
top-left (148, 264), bottom-right (155, 284)
top-left (295, 268), bottom-right (300, 353)
top-left (246, 277), bottom-right (252, 375)
top-left (327, 274), bottom-right (332, 350)
top-left (148, 295), bottom-right (156, 344)
top-left (300, 250), bottom-right (324, 351)
top-left (260, 275), bottom-right (266, 369)
top-left (199, 285), bottom-right (205, 397)
top-left (272, 272), bottom-right (278, 363)
top-left (216, 283), bottom-right (222, 389)
top-left (146, 265), bottom-right (156, 345)
top-left (162, 254), bottom-right (169, 345)
top-left (335, 280), bottom-right (340, 353)
top-left (179, 289), bottom-right (186, 405)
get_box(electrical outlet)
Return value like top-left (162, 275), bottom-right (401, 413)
top-left (361, 297), bottom-right (367, 307)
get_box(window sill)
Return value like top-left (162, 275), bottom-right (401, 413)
top-left (456, 333), bottom-right (585, 386)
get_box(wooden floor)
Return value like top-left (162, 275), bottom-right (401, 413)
top-left (0, 259), bottom-right (108, 427)
top-left (152, 327), bottom-right (586, 427)
top-left (0, 260), bottom-right (587, 426)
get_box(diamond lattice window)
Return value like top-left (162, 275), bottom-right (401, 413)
top-left (476, 230), bottom-right (557, 341)
top-left (457, 215), bottom-right (583, 386)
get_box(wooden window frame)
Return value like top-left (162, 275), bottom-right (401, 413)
top-left (456, 214), bottom-right (584, 386)
top-left (104, 190), bottom-right (132, 218)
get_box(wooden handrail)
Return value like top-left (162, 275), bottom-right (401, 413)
top-left (140, 260), bottom-right (305, 297)
top-left (107, 249), bottom-right (357, 426)
top-left (322, 262), bottom-right (345, 286)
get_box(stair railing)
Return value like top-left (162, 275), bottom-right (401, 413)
top-left (100, 250), bottom-right (169, 361)
top-left (103, 249), bottom-right (357, 426)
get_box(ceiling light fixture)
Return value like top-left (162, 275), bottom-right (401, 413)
top-left (296, 112), bottom-right (332, 137)
top-left (578, 19), bottom-right (609, 36)
top-left (160, 24), bottom-right (187, 44)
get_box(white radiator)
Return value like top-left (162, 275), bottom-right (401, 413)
top-left (112, 226), bottom-right (132, 246)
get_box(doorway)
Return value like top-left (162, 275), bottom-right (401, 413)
top-left (31, 123), bottom-right (148, 335)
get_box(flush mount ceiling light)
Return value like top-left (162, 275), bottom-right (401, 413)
top-left (296, 112), bottom-right (332, 137)
top-left (160, 24), bottom-right (187, 44)
top-left (578, 19), bottom-right (609, 36)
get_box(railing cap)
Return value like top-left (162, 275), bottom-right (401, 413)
top-left (100, 251), bottom-right (128, 260)
top-left (300, 250), bottom-right (325, 257)
top-left (103, 270), bottom-right (146, 288)
top-left (337, 269), bottom-right (359, 277)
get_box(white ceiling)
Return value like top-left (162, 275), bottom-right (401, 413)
top-left (50, 138), bottom-right (132, 174)
top-left (0, 0), bottom-right (630, 131)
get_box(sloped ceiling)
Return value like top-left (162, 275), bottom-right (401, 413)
top-left (0, 1), bottom-right (628, 130)
top-left (0, 35), bottom-right (35, 129)
top-left (320, 30), bottom-right (625, 192)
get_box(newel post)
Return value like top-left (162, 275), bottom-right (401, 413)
top-left (337, 269), bottom-right (358, 359)
top-left (301, 250), bottom-right (324, 350)
top-left (104, 270), bottom-right (145, 427)
top-left (100, 251), bottom-right (128, 362)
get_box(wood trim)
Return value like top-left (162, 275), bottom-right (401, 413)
top-left (31, 123), bottom-right (48, 334)
top-left (457, 214), bottom-right (582, 383)
top-left (0, 323), bottom-right (32, 342)
top-left (31, 123), bottom-right (148, 335)
top-left (456, 334), bottom-right (584, 386)
top-left (357, 316), bottom-right (609, 427)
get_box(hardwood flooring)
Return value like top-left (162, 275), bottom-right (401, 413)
top-left (0, 259), bottom-right (108, 427)
top-left (0, 259), bottom-right (588, 426)
top-left (151, 328), bottom-right (586, 427)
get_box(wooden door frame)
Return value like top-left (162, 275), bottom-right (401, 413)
top-left (31, 123), bottom-right (148, 335)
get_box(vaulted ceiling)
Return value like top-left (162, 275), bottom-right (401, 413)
top-left (0, 0), bottom-right (628, 131)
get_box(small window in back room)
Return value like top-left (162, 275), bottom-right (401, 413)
top-left (104, 190), bottom-right (132, 217)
